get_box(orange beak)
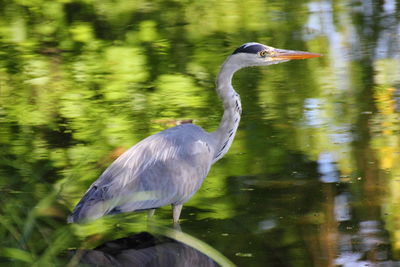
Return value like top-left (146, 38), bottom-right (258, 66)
top-left (271, 48), bottom-right (322, 60)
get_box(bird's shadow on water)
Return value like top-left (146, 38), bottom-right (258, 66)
top-left (67, 222), bottom-right (235, 267)
top-left (70, 232), bottom-right (218, 267)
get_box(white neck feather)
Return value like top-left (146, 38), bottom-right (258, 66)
top-left (211, 56), bottom-right (243, 163)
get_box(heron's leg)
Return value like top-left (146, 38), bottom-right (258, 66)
top-left (148, 209), bottom-right (156, 218)
top-left (173, 222), bottom-right (182, 231)
top-left (172, 204), bottom-right (183, 224)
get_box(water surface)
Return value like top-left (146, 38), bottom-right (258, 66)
top-left (1, 0), bottom-right (400, 266)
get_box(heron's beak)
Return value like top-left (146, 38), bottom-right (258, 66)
top-left (271, 49), bottom-right (322, 61)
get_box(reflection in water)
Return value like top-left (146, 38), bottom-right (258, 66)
top-left (318, 151), bottom-right (339, 183)
top-left (1, 0), bottom-right (400, 266)
top-left (75, 232), bottom-right (220, 267)
top-left (334, 193), bottom-right (351, 222)
top-left (335, 220), bottom-right (394, 266)
top-left (302, 181), bottom-right (399, 267)
top-left (317, 179), bottom-right (398, 266)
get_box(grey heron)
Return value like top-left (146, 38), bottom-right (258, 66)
top-left (68, 42), bottom-right (320, 224)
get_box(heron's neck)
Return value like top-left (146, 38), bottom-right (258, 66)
top-left (211, 58), bottom-right (242, 163)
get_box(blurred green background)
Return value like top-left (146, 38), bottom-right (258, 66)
top-left (1, 0), bottom-right (400, 266)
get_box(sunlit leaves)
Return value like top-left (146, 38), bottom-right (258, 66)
top-left (0, 1), bottom-right (324, 265)
top-left (102, 46), bottom-right (148, 100)
top-left (151, 74), bottom-right (207, 118)
top-left (2, 0), bottom-right (400, 265)
top-left (69, 23), bottom-right (95, 43)
top-left (1, 247), bottom-right (34, 264)
top-left (138, 20), bottom-right (159, 42)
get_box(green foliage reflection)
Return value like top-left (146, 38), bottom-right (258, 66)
top-left (1, 0), bottom-right (400, 266)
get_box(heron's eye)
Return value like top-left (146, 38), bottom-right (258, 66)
top-left (259, 50), bottom-right (268, 57)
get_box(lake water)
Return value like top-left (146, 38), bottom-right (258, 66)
top-left (1, 0), bottom-right (400, 266)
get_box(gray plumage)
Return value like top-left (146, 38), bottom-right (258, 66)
top-left (68, 42), bottom-right (320, 223)
top-left (69, 124), bottom-right (214, 222)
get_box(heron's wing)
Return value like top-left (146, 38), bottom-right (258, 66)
top-left (69, 124), bottom-right (214, 222)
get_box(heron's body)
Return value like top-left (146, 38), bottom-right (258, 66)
top-left (68, 42), bottom-right (320, 223)
top-left (70, 124), bottom-right (216, 222)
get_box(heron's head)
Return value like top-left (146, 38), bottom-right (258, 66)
top-left (230, 42), bottom-right (321, 68)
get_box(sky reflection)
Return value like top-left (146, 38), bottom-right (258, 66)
top-left (1, 0), bottom-right (400, 266)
